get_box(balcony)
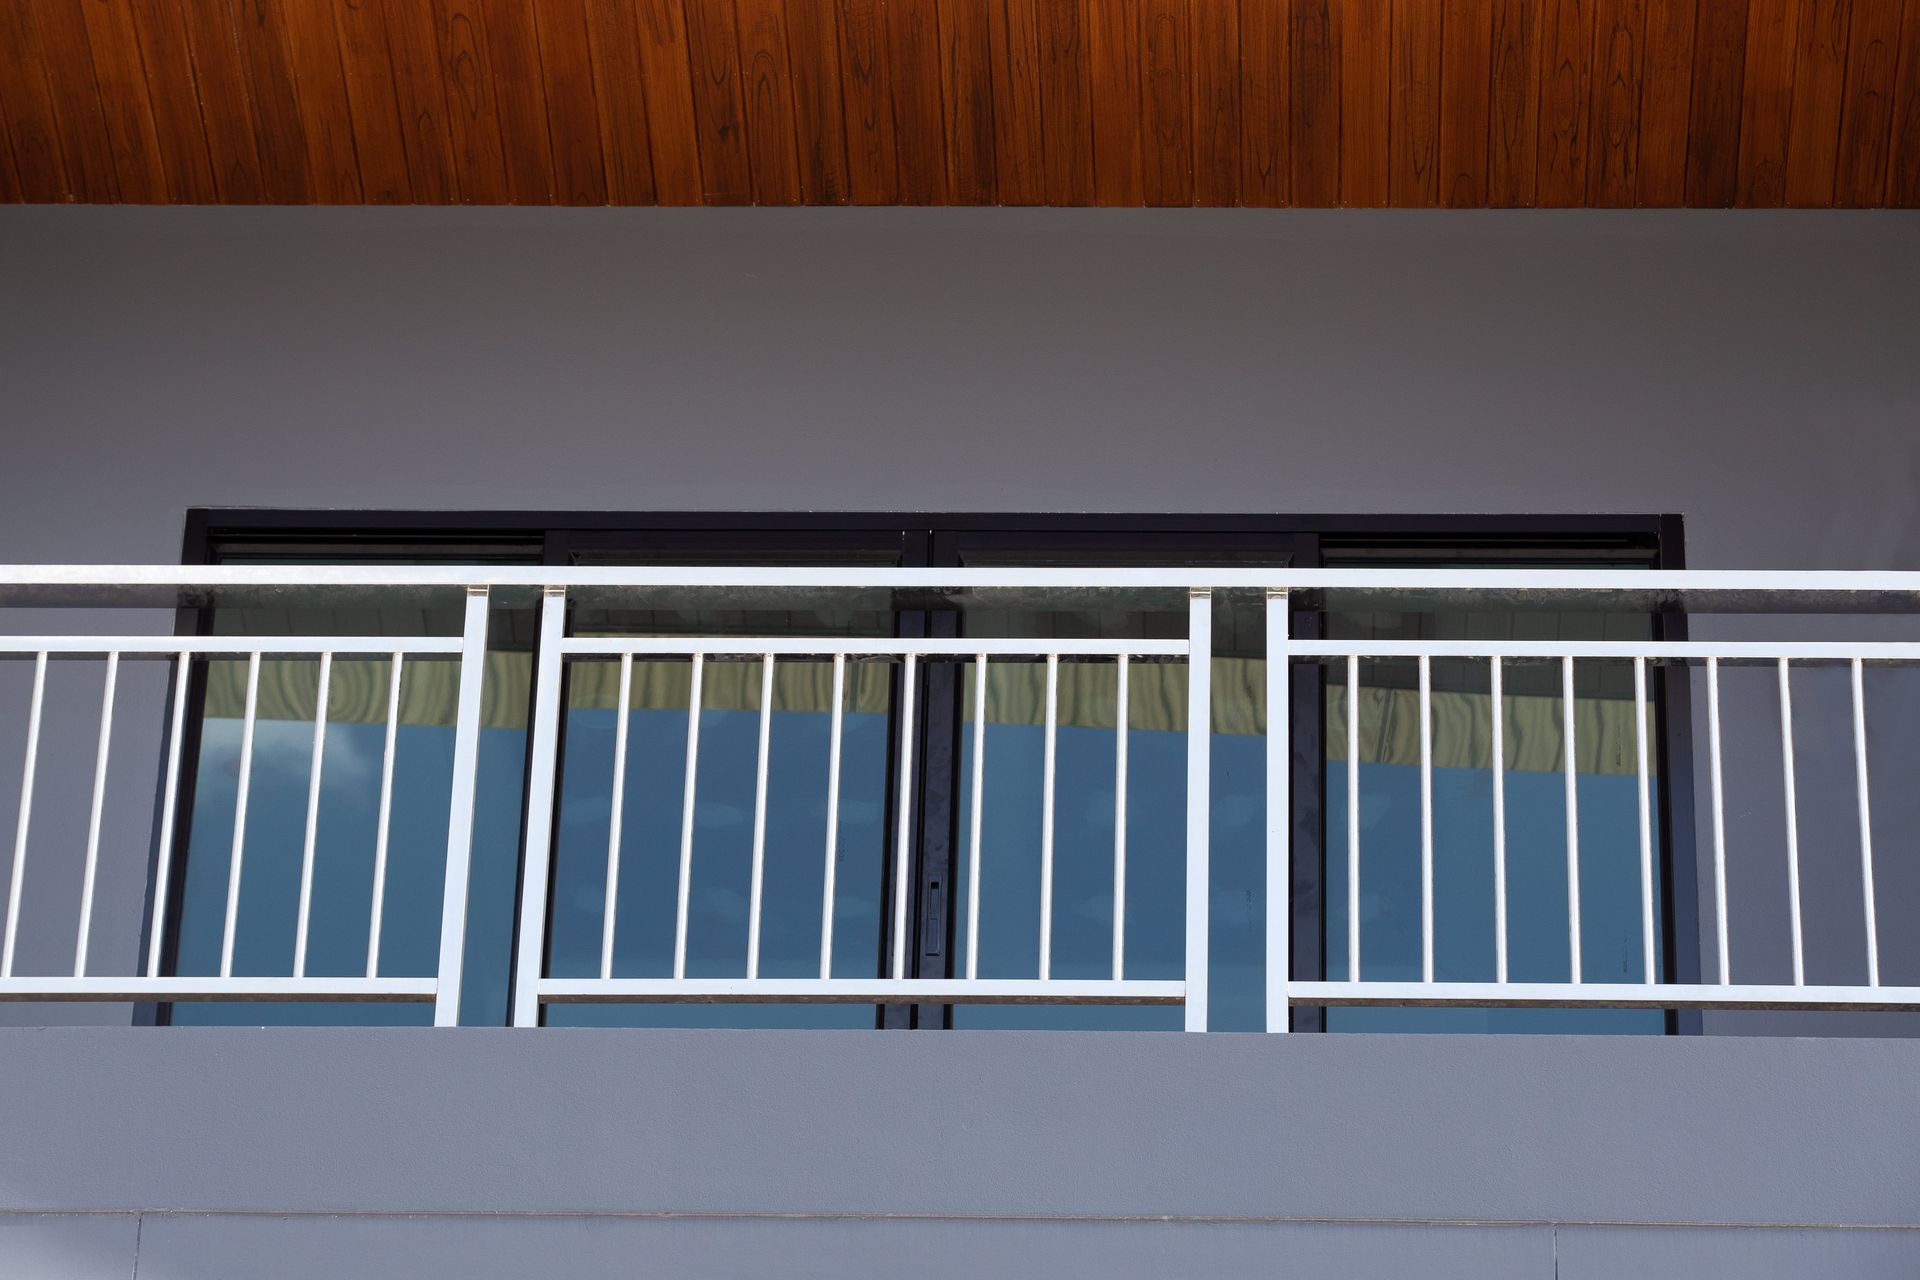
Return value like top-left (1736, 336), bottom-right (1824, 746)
top-left (1, 564), bottom-right (1916, 1030)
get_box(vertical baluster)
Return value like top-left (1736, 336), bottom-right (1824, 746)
top-left (73, 653), bottom-right (119, 977)
top-left (2, 652), bottom-right (47, 978)
top-left (600, 653), bottom-right (633, 981)
top-left (746, 654), bottom-right (775, 979)
top-left (1634, 656), bottom-right (1655, 984)
top-left (890, 653), bottom-right (917, 981)
top-left (1707, 657), bottom-right (1730, 984)
top-left (1039, 653), bottom-right (1058, 981)
top-left (820, 654), bottom-right (847, 980)
top-left (672, 653), bottom-right (705, 981)
top-left (1265, 591), bottom-right (1290, 1032)
top-left (1851, 658), bottom-right (1880, 987)
top-left (965, 654), bottom-right (986, 981)
top-left (220, 652), bottom-right (261, 979)
top-left (1418, 654), bottom-right (1434, 985)
top-left (510, 588), bottom-right (564, 1027)
top-left (1563, 656), bottom-right (1581, 984)
top-left (1347, 654), bottom-right (1360, 983)
top-left (1779, 658), bottom-right (1804, 986)
top-left (435, 587), bottom-right (492, 1026)
top-left (1185, 591), bottom-right (1212, 1032)
top-left (1113, 653), bottom-right (1129, 982)
top-left (293, 652), bottom-right (332, 979)
top-left (146, 653), bottom-right (191, 979)
top-left (1491, 657), bottom-right (1508, 985)
top-left (367, 653), bottom-right (402, 979)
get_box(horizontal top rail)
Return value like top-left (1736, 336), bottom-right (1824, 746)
top-left (0, 635), bottom-right (464, 656)
top-left (1291, 640), bottom-right (1920, 661)
top-left (560, 636), bottom-right (1190, 657)
top-left (4, 565), bottom-right (1920, 612)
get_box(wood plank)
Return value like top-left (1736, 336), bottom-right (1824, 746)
top-left (633, 0), bottom-right (704, 202)
top-left (886, 0), bottom-right (949, 202)
top-left (735, 0), bottom-right (804, 203)
top-left (37, 0), bottom-right (122, 199)
top-left (1832, 0), bottom-right (1902, 203)
top-left (1735, 0), bottom-right (1800, 203)
top-left (1384, 0), bottom-right (1435, 206)
top-left (431, 0), bottom-right (510, 202)
top-left (1035, 0), bottom-right (1095, 201)
top-left (1140, 0), bottom-right (1192, 205)
top-left (836, 0), bottom-right (899, 201)
top-left (1190, 0), bottom-right (1238, 203)
top-left (0, 100), bottom-right (16, 202)
top-left (180, 2), bottom-right (265, 200)
top-left (280, 0), bottom-right (364, 201)
top-left (332, 0), bottom-right (415, 203)
top-left (1440, 0), bottom-right (1494, 206)
top-left (988, 0), bottom-right (1049, 203)
top-left (127, 0), bottom-right (219, 201)
top-left (1535, 0), bottom-right (1595, 206)
top-left (1891, 0), bottom-right (1920, 202)
top-left (533, 0), bottom-right (610, 204)
top-left (1635, 0), bottom-right (1694, 201)
top-left (79, 0), bottom-right (168, 202)
top-left (1088, 0), bottom-right (1145, 203)
top-left (1783, 0), bottom-right (1854, 203)
top-left (1241, 0), bottom-right (1291, 205)
top-left (1586, 0), bottom-right (1646, 206)
top-left (1488, 0), bottom-right (1542, 204)
top-left (582, 0), bottom-right (658, 203)
top-left (229, 0), bottom-right (312, 200)
top-left (1342, 0), bottom-right (1388, 206)
top-left (939, 0), bottom-right (996, 202)
top-left (1684, 0), bottom-right (1746, 203)
top-left (382, 0), bottom-right (460, 202)
top-left (0, 2), bottom-right (75, 200)
top-left (483, 0), bottom-right (557, 202)
top-left (1288, 0), bottom-right (1338, 204)
top-left (783, 0), bottom-right (850, 201)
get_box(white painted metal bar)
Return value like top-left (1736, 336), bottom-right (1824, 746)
top-left (561, 636), bottom-right (1189, 658)
top-left (1113, 653), bottom-right (1129, 982)
top-left (292, 652), bottom-right (332, 979)
top-left (1779, 658), bottom-right (1805, 987)
top-left (1419, 654), bottom-right (1434, 985)
top-left (966, 654), bottom-right (986, 982)
top-left (820, 654), bottom-right (847, 980)
top-left (433, 587), bottom-right (491, 1027)
top-left (1, 652), bottom-right (47, 978)
top-left (219, 652), bottom-right (261, 979)
top-left (72, 652), bottom-right (119, 978)
top-left (1287, 639), bottom-right (1920, 661)
top-left (1563, 657), bottom-right (1581, 985)
top-left (890, 653), bottom-right (918, 981)
top-left (1039, 652), bottom-right (1059, 981)
top-left (511, 589), bottom-right (568, 1026)
top-left (1347, 654), bottom-right (1360, 983)
top-left (745, 654), bottom-right (775, 980)
top-left (1851, 658), bottom-right (1880, 988)
top-left (1287, 980), bottom-right (1920, 1011)
top-left (366, 653), bottom-right (402, 979)
top-left (1184, 590), bottom-right (1211, 1033)
top-left (0, 976), bottom-right (439, 1002)
top-left (671, 652), bottom-right (705, 983)
top-left (1265, 592), bottom-right (1289, 1032)
top-left (1491, 657), bottom-right (1508, 985)
top-left (0, 636), bottom-right (459, 656)
top-left (1707, 657), bottom-right (1730, 984)
top-left (145, 653), bottom-right (191, 979)
top-left (599, 653), bottom-right (633, 981)
top-left (537, 977), bottom-right (1188, 1005)
top-left (1634, 657), bottom-right (1655, 984)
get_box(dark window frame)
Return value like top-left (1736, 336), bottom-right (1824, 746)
top-left (167, 509), bottom-right (1693, 1032)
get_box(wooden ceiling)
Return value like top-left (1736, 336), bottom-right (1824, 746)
top-left (0, 1), bottom-right (1915, 207)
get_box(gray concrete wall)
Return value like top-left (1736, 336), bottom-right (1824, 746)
top-left (0, 1028), bottom-right (1916, 1277)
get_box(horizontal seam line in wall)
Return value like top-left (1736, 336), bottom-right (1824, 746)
top-left (2, 1210), bottom-right (1917, 1231)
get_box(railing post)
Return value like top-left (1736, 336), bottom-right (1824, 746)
top-left (1185, 589), bottom-right (1212, 1033)
top-left (434, 586), bottom-right (491, 1027)
top-left (510, 586), bottom-right (568, 1028)
top-left (1265, 589), bottom-right (1290, 1032)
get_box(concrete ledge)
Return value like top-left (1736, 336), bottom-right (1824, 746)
top-left (0, 1029), bottom-right (1914, 1226)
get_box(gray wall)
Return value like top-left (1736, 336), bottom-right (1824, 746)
top-left (1, 208), bottom-right (1919, 1275)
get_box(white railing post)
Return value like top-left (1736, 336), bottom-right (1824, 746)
top-left (433, 586), bottom-right (491, 1027)
top-left (1265, 590), bottom-right (1290, 1032)
top-left (1185, 589), bottom-right (1212, 1033)
top-left (510, 586), bottom-right (568, 1028)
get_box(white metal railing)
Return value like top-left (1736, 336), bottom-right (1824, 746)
top-left (2, 565), bottom-right (1918, 1030)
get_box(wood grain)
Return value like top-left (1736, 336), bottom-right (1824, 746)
top-left (1587, 0), bottom-right (1646, 206)
top-left (582, 0), bottom-right (660, 204)
top-left (80, 0), bottom-right (167, 202)
top-left (1035, 0), bottom-right (1094, 202)
top-left (1088, 0), bottom-right (1146, 204)
top-left (433, 0), bottom-right (509, 202)
top-left (1635, 0), bottom-right (1696, 204)
top-left (1736, 0), bottom-right (1801, 204)
top-left (1831, 0), bottom-right (1902, 204)
top-left (534, 0), bottom-right (611, 205)
top-left (634, 0), bottom-right (703, 203)
top-left (735, 0), bottom-right (805, 204)
top-left (483, 0), bottom-right (557, 203)
top-left (837, 0), bottom-right (899, 201)
top-left (333, 0), bottom-right (414, 204)
top-left (1488, 0), bottom-right (1543, 204)
top-left (1686, 0), bottom-right (1748, 202)
top-left (989, 0), bottom-right (1048, 203)
top-left (1289, 0), bottom-right (1337, 205)
top-left (1890, 0), bottom-right (1920, 202)
top-left (1240, 0), bottom-right (1291, 204)
top-left (1385, 0), bottom-right (1436, 207)
top-left (1536, 0), bottom-right (1595, 205)
top-left (0, 2), bottom-right (72, 200)
top-left (1141, 0), bottom-right (1193, 204)
top-left (1440, 0), bottom-right (1495, 206)
top-left (1190, 0), bottom-right (1238, 204)
top-left (783, 0), bottom-right (849, 201)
